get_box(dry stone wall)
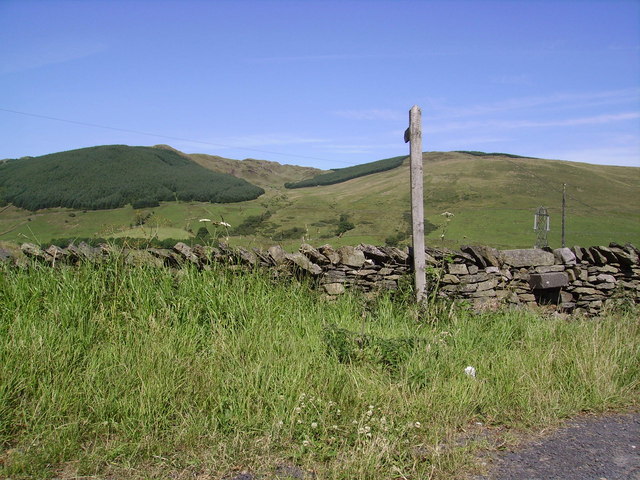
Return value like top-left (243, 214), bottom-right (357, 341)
top-left (6, 241), bottom-right (640, 316)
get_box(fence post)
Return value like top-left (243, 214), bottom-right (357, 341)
top-left (562, 183), bottom-right (566, 248)
top-left (405, 105), bottom-right (426, 302)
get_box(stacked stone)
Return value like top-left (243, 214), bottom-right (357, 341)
top-left (13, 240), bottom-right (640, 316)
top-left (438, 245), bottom-right (516, 311)
top-left (309, 244), bottom-right (410, 296)
top-left (153, 242), bottom-right (413, 296)
top-left (566, 244), bottom-right (639, 315)
top-left (435, 243), bottom-right (639, 315)
top-left (18, 241), bottom-right (110, 265)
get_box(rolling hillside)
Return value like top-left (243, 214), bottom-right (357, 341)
top-left (0, 148), bottom-right (638, 250)
top-left (179, 149), bottom-right (326, 190)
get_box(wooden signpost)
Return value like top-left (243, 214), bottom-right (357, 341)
top-left (405, 105), bottom-right (426, 302)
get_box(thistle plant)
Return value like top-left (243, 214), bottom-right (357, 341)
top-left (439, 211), bottom-right (454, 246)
top-left (198, 218), bottom-right (231, 244)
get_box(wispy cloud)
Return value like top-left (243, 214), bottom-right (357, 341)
top-left (434, 135), bottom-right (511, 150)
top-left (429, 112), bottom-right (640, 133)
top-left (332, 109), bottom-right (405, 121)
top-left (209, 133), bottom-right (328, 148)
top-left (247, 53), bottom-right (407, 63)
top-left (165, 134), bottom-right (331, 160)
top-left (524, 112), bottom-right (640, 127)
top-left (490, 74), bottom-right (533, 86)
top-left (540, 146), bottom-right (640, 167)
top-left (246, 50), bottom-right (460, 64)
top-left (428, 88), bottom-right (640, 119)
top-left (319, 142), bottom-right (401, 154)
top-left (0, 42), bottom-right (107, 75)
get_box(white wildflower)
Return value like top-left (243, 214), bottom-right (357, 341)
top-left (464, 366), bottom-right (477, 378)
top-left (302, 440), bottom-right (310, 447)
top-left (311, 422), bottom-right (318, 429)
top-left (441, 211), bottom-right (454, 219)
top-left (366, 410), bottom-right (373, 417)
top-left (414, 421), bottom-right (421, 428)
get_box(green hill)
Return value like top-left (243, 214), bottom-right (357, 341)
top-left (0, 145), bottom-right (264, 211)
top-left (0, 148), bottom-right (638, 250)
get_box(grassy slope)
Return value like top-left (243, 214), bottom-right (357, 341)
top-left (1, 262), bottom-right (638, 479)
top-left (251, 152), bottom-right (640, 249)
top-left (0, 151), bottom-right (638, 249)
top-left (153, 144), bottom-right (325, 190)
top-left (185, 151), bottom-right (325, 190)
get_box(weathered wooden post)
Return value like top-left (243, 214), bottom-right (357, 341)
top-left (561, 183), bottom-right (566, 248)
top-left (404, 105), bottom-right (426, 302)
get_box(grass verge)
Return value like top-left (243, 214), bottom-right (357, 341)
top-left (0, 260), bottom-right (638, 479)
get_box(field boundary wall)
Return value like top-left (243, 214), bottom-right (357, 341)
top-left (7, 241), bottom-right (640, 316)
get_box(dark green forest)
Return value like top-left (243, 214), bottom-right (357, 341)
top-left (0, 145), bottom-right (264, 210)
top-left (284, 155), bottom-right (406, 189)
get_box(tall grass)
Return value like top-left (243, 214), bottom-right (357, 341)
top-left (0, 260), bottom-right (638, 479)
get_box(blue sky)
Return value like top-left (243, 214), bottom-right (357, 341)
top-left (1, 0), bottom-right (638, 169)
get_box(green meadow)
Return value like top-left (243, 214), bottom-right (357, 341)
top-left (0, 260), bottom-right (638, 479)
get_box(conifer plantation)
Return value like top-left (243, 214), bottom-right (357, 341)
top-left (0, 145), bottom-right (265, 211)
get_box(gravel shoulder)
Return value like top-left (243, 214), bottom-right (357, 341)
top-left (471, 411), bottom-right (640, 480)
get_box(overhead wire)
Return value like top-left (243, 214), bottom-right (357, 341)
top-left (0, 107), bottom-right (362, 167)
top-left (0, 107), bottom-right (622, 214)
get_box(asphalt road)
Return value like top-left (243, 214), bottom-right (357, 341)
top-left (474, 411), bottom-right (640, 480)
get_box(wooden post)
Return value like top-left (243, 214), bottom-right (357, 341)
top-left (561, 183), bottom-right (566, 248)
top-left (406, 105), bottom-right (426, 302)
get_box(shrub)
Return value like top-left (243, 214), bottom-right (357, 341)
top-left (232, 211), bottom-right (272, 236)
top-left (132, 199), bottom-right (160, 209)
top-left (273, 226), bottom-right (305, 241)
top-left (335, 214), bottom-right (355, 236)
